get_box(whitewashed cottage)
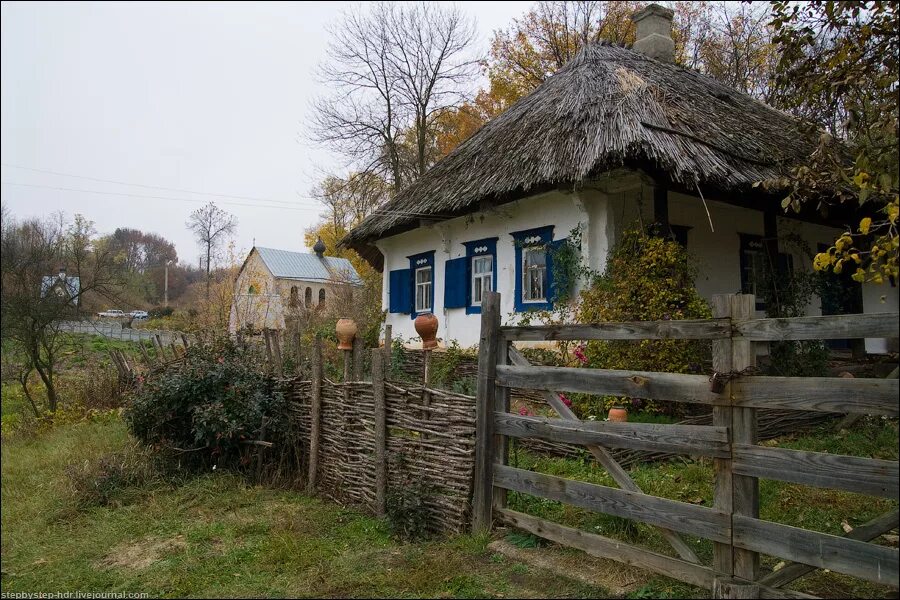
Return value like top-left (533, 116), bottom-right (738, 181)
top-left (343, 4), bottom-right (898, 351)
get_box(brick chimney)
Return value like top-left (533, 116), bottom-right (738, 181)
top-left (631, 3), bottom-right (675, 63)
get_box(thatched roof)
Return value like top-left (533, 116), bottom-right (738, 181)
top-left (344, 42), bottom-right (817, 263)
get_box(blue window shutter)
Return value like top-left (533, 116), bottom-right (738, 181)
top-left (389, 269), bottom-right (412, 313)
top-left (549, 238), bottom-right (569, 303)
top-left (444, 258), bottom-right (468, 309)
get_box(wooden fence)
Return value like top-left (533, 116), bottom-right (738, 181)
top-left (285, 336), bottom-right (477, 533)
top-left (472, 291), bottom-right (899, 599)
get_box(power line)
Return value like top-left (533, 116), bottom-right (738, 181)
top-left (0, 181), bottom-right (321, 212)
top-left (0, 162), bottom-right (320, 208)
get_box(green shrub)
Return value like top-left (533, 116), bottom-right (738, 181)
top-left (577, 227), bottom-right (711, 416)
top-left (385, 482), bottom-right (433, 541)
top-left (124, 338), bottom-right (286, 471)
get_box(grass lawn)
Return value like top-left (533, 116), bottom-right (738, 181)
top-left (1, 418), bottom-right (609, 598)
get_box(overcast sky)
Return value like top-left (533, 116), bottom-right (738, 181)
top-left (1, 1), bottom-right (531, 266)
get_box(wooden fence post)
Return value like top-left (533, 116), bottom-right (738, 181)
top-left (306, 334), bottom-right (323, 493)
top-left (353, 338), bottom-right (363, 381)
top-left (713, 576), bottom-right (759, 599)
top-left (493, 336), bottom-right (510, 511)
top-left (372, 349), bottom-right (387, 516)
top-left (384, 324), bottom-right (393, 374)
top-left (730, 294), bottom-right (759, 584)
top-left (711, 295), bottom-right (735, 579)
top-left (472, 291), bottom-right (501, 533)
top-left (271, 331), bottom-right (284, 377)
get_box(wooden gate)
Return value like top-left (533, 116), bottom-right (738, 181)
top-left (472, 291), bottom-right (899, 598)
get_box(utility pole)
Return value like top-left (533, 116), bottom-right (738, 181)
top-left (164, 261), bottom-right (170, 307)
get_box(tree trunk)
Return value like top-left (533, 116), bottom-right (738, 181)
top-left (18, 368), bottom-right (40, 418)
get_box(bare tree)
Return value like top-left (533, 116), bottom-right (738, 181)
top-left (311, 2), bottom-right (478, 193)
top-left (186, 202), bottom-right (237, 298)
top-left (1, 212), bottom-right (122, 413)
top-left (386, 3), bottom-right (478, 177)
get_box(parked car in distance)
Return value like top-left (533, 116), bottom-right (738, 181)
top-left (97, 309), bottom-right (125, 318)
top-left (130, 310), bottom-right (149, 320)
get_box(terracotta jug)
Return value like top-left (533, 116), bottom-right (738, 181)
top-left (335, 318), bottom-right (358, 350)
top-left (414, 313), bottom-right (439, 350)
top-left (608, 405), bottom-right (628, 422)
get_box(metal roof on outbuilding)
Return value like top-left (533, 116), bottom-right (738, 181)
top-left (255, 246), bottom-right (361, 284)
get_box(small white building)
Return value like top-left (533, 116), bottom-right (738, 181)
top-left (229, 242), bottom-right (360, 334)
top-left (343, 4), bottom-right (898, 351)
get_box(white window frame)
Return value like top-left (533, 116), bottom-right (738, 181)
top-left (470, 255), bottom-right (493, 307)
top-left (415, 266), bottom-right (432, 313)
top-left (522, 246), bottom-right (547, 303)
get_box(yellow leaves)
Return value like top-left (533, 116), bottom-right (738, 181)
top-left (813, 252), bottom-right (833, 271)
top-left (888, 200), bottom-right (899, 225)
top-left (851, 268), bottom-right (867, 283)
top-left (859, 217), bottom-right (872, 235)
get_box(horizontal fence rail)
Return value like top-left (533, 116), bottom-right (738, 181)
top-left (493, 464), bottom-right (732, 544)
top-left (732, 376), bottom-right (899, 416)
top-left (496, 365), bottom-right (719, 404)
top-left (494, 412), bottom-right (730, 458)
top-left (500, 318), bottom-right (732, 341)
top-left (733, 313), bottom-right (900, 341)
top-left (474, 292), bottom-right (900, 598)
top-left (500, 312), bottom-right (899, 342)
top-left (732, 516), bottom-right (899, 587)
top-left (732, 444), bottom-right (899, 500)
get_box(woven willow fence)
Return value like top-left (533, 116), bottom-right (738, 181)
top-left (285, 341), bottom-right (477, 534)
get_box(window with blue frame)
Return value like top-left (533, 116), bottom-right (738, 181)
top-left (511, 226), bottom-right (555, 312)
top-left (409, 251), bottom-right (435, 317)
top-left (459, 238), bottom-right (498, 314)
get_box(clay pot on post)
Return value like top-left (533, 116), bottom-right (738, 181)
top-left (608, 405), bottom-right (628, 423)
top-left (335, 318), bottom-right (358, 350)
top-left (414, 313), bottom-right (439, 350)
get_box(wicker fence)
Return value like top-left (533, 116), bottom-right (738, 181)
top-left (285, 339), bottom-right (477, 534)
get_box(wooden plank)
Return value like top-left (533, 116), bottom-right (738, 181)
top-left (501, 318), bottom-right (731, 341)
top-left (271, 331), bottom-right (283, 377)
top-left (472, 291), bottom-right (501, 533)
top-left (493, 465), bottom-right (731, 544)
top-left (138, 340), bottom-right (152, 366)
top-left (498, 509), bottom-right (814, 600)
top-left (352, 337), bottom-right (363, 381)
top-left (496, 365), bottom-right (718, 405)
top-left (711, 295), bottom-right (735, 578)
top-left (730, 294), bottom-right (758, 583)
top-left (733, 376), bottom-right (898, 417)
top-left (732, 515), bottom-right (899, 587)
top-left (496, 508), bottom-right (715, 589)
top-left (760, 509), bottom-right (899, 589)
top-left (494, 412), bottom-right (729, 458)
top-left (383, 324), bottom-right (392, 374)
top-left (306, 334), bottom-right (323, 494)
top-left (734, 313), bottom-right (899, 341)
top-left (733, 444), bottom-right (899, 500)
top-left (493, 339), bottom-right (510, 511)
top-left (507, 346), bottom-right (701, 564)
top-left (372, 349), bottom-right (387, 516)
top-left (714, 577), bottom-right (759, 599)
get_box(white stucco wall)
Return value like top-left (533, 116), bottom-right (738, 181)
top-left (665, 190), bottom-right (898, 353)
top-left (376, 174), bottom-right (898, 353)
top-left (377, 190), bottom-right (594, 348)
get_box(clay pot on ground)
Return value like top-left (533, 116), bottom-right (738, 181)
top-left (335, 318), bottom-right (358, 350)
top-left (608, 405), bottom-right (628, 422)
top-left (414, 313), bottom-right (439, 350)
